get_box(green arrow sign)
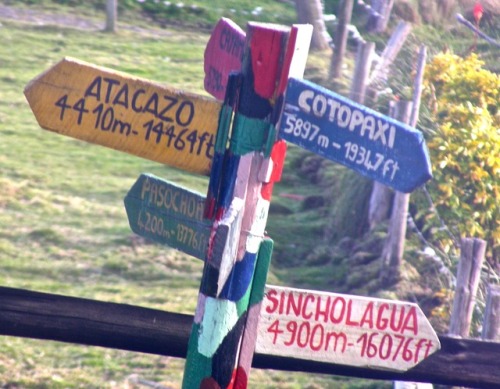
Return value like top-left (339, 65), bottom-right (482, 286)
top-left (124, 174), bottom-right (212, 260)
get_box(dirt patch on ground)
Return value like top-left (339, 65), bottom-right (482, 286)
top-left (0, 5), bottom-right (103, 30)
top-left (0, 4), bottom-right (175, 37)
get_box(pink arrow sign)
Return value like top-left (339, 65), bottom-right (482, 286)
top-left (204, 18), bottom-right (246, 100)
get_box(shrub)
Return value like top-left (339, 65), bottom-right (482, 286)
top-left (423, 52), bottom-right (499, 264)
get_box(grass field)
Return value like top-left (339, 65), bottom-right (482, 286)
top-left (0, 8), bottom-right (393, 388)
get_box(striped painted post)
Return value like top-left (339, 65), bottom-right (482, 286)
top-left (182, 22), bottom-right (312, 388)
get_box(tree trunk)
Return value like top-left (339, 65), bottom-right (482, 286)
top-left (105, 0), bottom-right (117, 33)
top-left (294, 0), bottom-right (331, 51)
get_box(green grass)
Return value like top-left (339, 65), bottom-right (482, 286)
top-left (5, 0), bottom-right (298, 29)
top-left (0, 12), bottom-right (390, 388)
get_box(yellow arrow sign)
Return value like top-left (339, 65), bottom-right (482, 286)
top-left (24, 57), bottom-right (222, 175)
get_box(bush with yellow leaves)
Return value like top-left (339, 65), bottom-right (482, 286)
top-left (423, 52), bottom-right (499, 264)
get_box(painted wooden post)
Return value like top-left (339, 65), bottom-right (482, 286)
top-left (182, 22), bottom-right (312, 388)
top-left (482, 285), bottom-right (500, 341)
top-left (329, 0), bottom-right (354, 80)
top-left (449, 238), bottom-right (487, 337)
top-left (380, 100), bottom-right (413, 287)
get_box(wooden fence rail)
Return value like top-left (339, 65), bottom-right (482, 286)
top-left (1, 286), bottom-right (499, 388)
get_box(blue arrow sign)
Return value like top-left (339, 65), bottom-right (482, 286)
top-left (124, 174), bottom-right (211, 260)
top-left (279, 78), bottom-right (432, 193)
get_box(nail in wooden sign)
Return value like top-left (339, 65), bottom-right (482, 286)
top-left (24, 57), bottom-right (222, 175)
top-left (256, 285), bottom-right (440, 371)
top-left (124, 174), bottom-right (211, 260)
top-left (280, 78), bottom-right (433, 193)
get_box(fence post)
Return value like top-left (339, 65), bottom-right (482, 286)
top-left (482, 284), bottom-right (500, 341)
top-left (367, 23), bottom-right (414, 231)
top-left (105, 0), bottom-right (117, 33)
top-left (409, 45), bottom-right (427, 128)
top-left (366, 0), bottom-right (394, 33)
top-left (380, 100), bottom-right (412, 287)
top-left (294, 0), bottom-right (330, 50)
top-left (329, 0), bottom-right (354, 80)
top-left (349, 41), bottom-right (375, 104)
top-left (368, 21), bottom-right (412, 88)
top-left (449, 238), bottom-right (487, 337)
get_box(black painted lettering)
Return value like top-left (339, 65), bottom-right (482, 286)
top-left (85, 76), bottom-right (102, 100)
top-left (144, 93), bottom-right (160, 117)
top-left (132, 89), bottom-right (145, 112)
top-left (113, 83), bottom-right (129, 109)
top-left (176, 100), bottom-right (195, 127)
top-left (157, 95), bottom-right (177, 122)
top-left (103, 77), bottom-right (120, 104)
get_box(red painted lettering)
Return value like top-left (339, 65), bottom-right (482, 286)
top-left (376, 303), bottom-right (389, 330)
top-left (390, 305), bottom-right (405, 333)
top-left (265, 289), bottom-right (279, 314)
top-left (287, 292), bottom-right (303, 317)
top-left (359, 302), bottom-right (374, 329)
top-left (315, 296), bottom-right (330, 323)
top-left (329, 297), bottom-right (345, 324)
top-left (345, 299), bottom-right (359, 326)
top-left (279, 290), bottom-right (285, 315)
top-left (302, 294), bottom-right (314, 320)
top-left (401, 306), bottom-right (418, 335)
top-left (309, 324), bottom-right (324, 351)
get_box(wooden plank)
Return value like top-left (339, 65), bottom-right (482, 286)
top-left (279, 78), bottom-right (432, 193)
top-left (256, 286), bottom-right (440, 371)
top-left (124, 174), bottom-right (212, 260)
top-left (204, 18), bottom-right (245, 100)
top-left (1, 286), bottom-right (499, 388)
top-left (24, 57), bottom-right (221, 175)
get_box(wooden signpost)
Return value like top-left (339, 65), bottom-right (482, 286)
top-left (279, 78), bottom-right (432, 193)
top-left (24, 57), bottom-right (221, 175)
top-left (124, 174), bottom-right (211, 260)
top-left (257, 286), bottom-right (440, 371)
top-left (24, 16), bottom-right (439, 389)
top-left (204, 18), bottom-right (245, 100)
